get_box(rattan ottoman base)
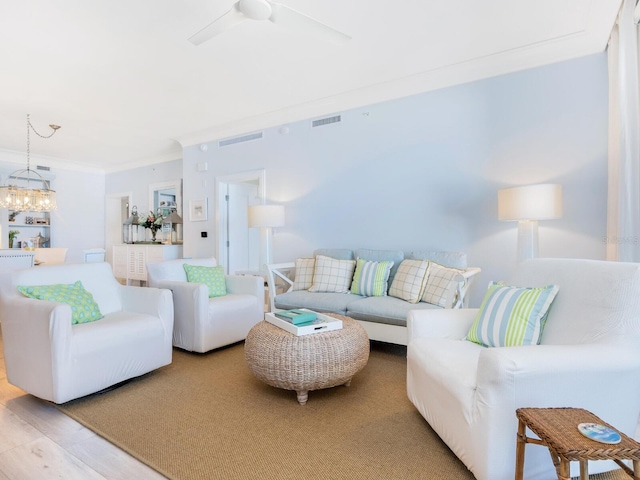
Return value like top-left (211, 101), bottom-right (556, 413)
top-left (244, 315), bottom-right (370, 405)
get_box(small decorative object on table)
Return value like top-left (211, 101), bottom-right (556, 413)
top-left (577, 423), bottom-right (621, 444)
top-left (265, 309), bottom-right (342, 336)
top-left (8, 211), bottom-right (18, 222)
top-left (25, 216), bottom-right (33, 225)
top-left (274, 309), bottom-right (317, 325)
top-left (138, 210), bottom-right (164, 243)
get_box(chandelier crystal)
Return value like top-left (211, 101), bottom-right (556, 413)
top-left (0, 114), bottom-right (60, 212)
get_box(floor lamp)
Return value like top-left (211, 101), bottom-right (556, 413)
top-left (498, 184), bottom-right (562, 263)
top-left (248, 204), bottom-right (285, 270)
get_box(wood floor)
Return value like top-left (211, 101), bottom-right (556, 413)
top-left (0, 330), bottom-right (166, 480)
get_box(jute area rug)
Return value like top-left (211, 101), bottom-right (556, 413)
top-left (56, 342), bottom-right (630, 480)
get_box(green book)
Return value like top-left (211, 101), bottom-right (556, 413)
top-left (274, 309), bottom-right (317, 325)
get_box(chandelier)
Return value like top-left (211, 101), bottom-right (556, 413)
top-left (0, 114), bottom-right (60, 212)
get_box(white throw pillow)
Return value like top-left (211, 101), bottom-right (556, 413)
top-left (422, 262), bottom-right (464, 308)
top-left (292, 258), bottom-right (315, 291)
top-left (309, 255), bottom-right (356, 293)
top-left (388, 259), bottom-right (430, 304)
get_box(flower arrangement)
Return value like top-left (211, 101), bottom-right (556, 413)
top-left (138, 211), bottom-right (164, 241)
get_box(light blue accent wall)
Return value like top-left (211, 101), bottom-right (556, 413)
top-left (182, 53), bottom-right (608, 306)
top-left (106, 159), bottom-right (182, 214)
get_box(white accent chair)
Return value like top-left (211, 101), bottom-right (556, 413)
top-left (407, 258), bottom-right (640, 480)
top-left (147, 258), bottom-right (264, 353)
top-left (0, 262), bottom-right (173, 404)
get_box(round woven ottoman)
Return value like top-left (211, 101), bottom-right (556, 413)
top-left (244, 315), bottom-right (369, 405)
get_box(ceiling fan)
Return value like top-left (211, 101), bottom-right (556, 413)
top-left (188, 0), bottom-right (351, 46)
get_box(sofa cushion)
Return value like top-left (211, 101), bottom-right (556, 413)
top-left (18, 280), bottom-right (103, 325)
top-left (313, 249), bottom-right (354, 260)
top-left (309, 255), bottom-right (356, 293)
top-left (388, 259), bottom-right (430, 304)
top-left (183, 264), bottom-right (227, 298)
top-left (355, 249), bottom-right (405, 284)
top-left (409, 251), bottom-right (467, 270)
top-left (466, 282), bottom-right (560, 348)
top-left (422, 263), bottom-right (464, 308)
top-left (292, 258), bottom-right (315, 291)
top-left (274, 291), bottom-right (361, 315)
top-left (347, 296), bottom-right (441, 327)
top-left (350, 259), bottom-right (393, 297)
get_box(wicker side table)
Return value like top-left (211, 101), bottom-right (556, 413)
top-left (244, 315), bottom-right (369, 405)
top-left (515, 407), bottom-right (640, 480)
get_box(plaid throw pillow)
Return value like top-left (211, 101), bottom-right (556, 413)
top-left (388, 259), bottom-right (430, 304)
top-left (292, 258), bottom-right (315, 291)
top-left (422, 262), bottom-right (464, 308)
top-left (308, 255), bottom-right (356, 293)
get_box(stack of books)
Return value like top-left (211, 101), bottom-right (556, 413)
top-left (265, 308), bottom-right (343, 336)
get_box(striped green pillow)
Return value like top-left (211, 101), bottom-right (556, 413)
top-left (466, 282), bottom-right (559, 347)
top-left (350, 259), bottom-right (394, 297)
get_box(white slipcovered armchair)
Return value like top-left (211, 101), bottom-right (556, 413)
top-left (407, 258), bottom-right (640, 480)
top-left (147, 258), bottom-right (264, 353)
top-left (0, 262), bottom-right (173, 404)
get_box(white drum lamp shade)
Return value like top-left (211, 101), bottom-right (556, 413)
top-left (248, 205), bottom-right (285, 270)
top-left (498, 184), bottom-right (562, 262)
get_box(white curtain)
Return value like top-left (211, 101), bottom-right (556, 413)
top-left (607, 0), bottom-right (640, 261)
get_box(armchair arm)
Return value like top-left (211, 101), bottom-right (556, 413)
top-left (225, 275), bottom-right (264, 299)
top-left (153, 280), bottom-right (208, 351)
top-left (0, 297), bottom-right (73, 399)
top-left (477, 343), bottom-right (640, 431)
top-left (408, 308), bottom-right (478, 342)
top-left (119, 285), bottom-right (174, 342)
top-left (266, 262), bottom-right (295, 312)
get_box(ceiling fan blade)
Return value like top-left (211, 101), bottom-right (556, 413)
top-left (268, 2), bottom-right (351, 45)
top-left (188, 4), bottom-right (246, 46)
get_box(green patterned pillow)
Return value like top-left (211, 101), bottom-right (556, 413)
top-left (350, 258), bottom-right (394, 297)
top-left (183, 264), bottom-right (227, 297)
top-left (17, 280), bottom-right (103, 325)
top-left (466, 282), bottom-right (559, 347)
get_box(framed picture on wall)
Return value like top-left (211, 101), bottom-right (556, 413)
top-left (189, 198), bottom-right (208, 222)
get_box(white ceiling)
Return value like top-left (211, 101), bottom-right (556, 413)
top-left (0, 0), bottom-right (621, 173)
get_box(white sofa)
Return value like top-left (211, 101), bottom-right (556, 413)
top-left (0, 262), bottom-right (173, 404)
top-left (147, 258), bottom-right (264, 353)
top-left (407, 258), bottom-right (640, 480)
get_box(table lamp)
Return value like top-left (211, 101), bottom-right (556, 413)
top-left (498, 184), bottom-right (562, 262)
top-left (248, 204), bottom-right (285, 269)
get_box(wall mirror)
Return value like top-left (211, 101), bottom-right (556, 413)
top-left (149, 180), bottom-right (182, 217)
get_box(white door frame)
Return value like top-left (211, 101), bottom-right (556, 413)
top-left (215, 170), bottom-right (265, 273)
top-left (105, 191), bottom-right (132, 266)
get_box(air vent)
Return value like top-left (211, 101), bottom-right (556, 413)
top-left (36, 165), bottom-right (51, 171)
top-left (312, 115), bottom-right (341, 128)
top-left (218, 132), bottom-right (263, 147)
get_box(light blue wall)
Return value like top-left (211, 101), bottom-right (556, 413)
top-left (106, 159), bottom-right (183, 215)
top-left (181, 53), bottom-right (608, 306)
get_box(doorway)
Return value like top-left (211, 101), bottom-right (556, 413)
top-left (105, 192), bottom-right (132, 265)
top-left (216, 170), bottom-right (265, 274)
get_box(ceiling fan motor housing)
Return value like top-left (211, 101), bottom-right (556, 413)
top-left (238, 0), bottom-right (272, 20)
